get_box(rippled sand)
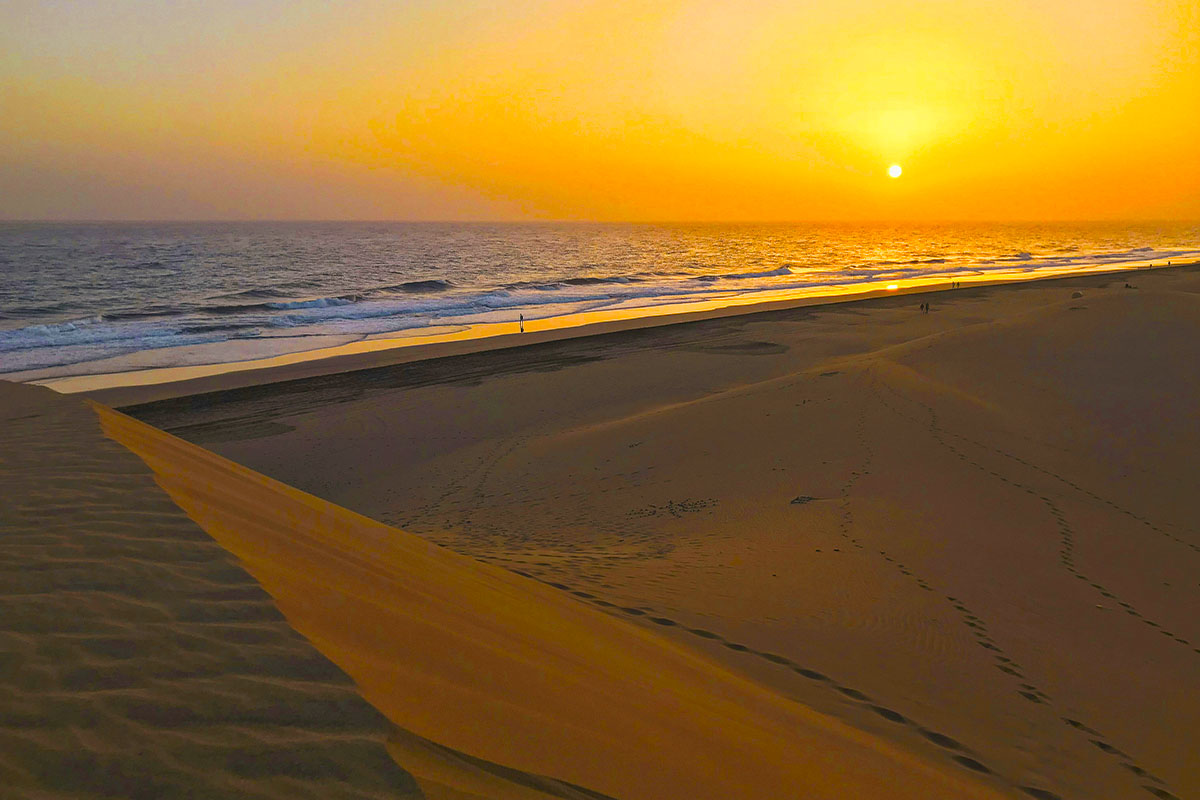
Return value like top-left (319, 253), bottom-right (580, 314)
top-left (0, 381), bottom-right (417, 798)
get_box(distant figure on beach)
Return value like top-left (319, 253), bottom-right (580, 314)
top-left (519, 313), bottom-right (525, 333)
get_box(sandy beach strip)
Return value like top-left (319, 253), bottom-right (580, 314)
top-left (128, 263), bottom-right (1200, 799)
top-left (33, 261), bottom-right (1191, 407)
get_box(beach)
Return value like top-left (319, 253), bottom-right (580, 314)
top-left (120, 263), bottom-right (1200, 799)
top-left (8, 0), bottom-right (1200, 795)
top-left (3, 264), bottom-right (1197, 798)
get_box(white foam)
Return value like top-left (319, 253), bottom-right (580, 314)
top-left (5, 243), bottom-right (1199, 379)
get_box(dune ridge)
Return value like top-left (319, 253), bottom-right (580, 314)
top-left (90, 393), bottom-right (1009, 799)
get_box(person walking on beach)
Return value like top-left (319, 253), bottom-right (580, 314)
top-left (519, 313), bottom-right (524, 333)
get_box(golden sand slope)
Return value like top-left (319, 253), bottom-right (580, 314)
top-left (93, 399), bottom-right (1009, 800)
top-left (0, 381), bottom-right (418, 798)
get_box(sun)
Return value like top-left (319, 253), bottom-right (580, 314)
top-left (888, 164), bottom-right (903, 178)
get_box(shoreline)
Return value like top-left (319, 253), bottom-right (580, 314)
top-left (66, 260), bottom-right (1191, 407)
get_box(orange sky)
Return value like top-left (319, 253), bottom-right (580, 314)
top-left (2, 0), bottom-right (1198, 221)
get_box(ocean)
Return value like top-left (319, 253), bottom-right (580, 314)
top-left (1, 221), bottom-right (1197, 381)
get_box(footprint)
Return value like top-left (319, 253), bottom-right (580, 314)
top-left (757, 652), bottom-right (792, 666)
top-left (1062, 718), bottom-right (1101, 735)
top-left (952, 756), bottom-right (992, 774)
top-left (1120, 764), bottom-right (1159, 781)
top-left (687, 628), bottom-right (720, 639)
top-left (1021, 788), bottom-right (1063, 800)
top-left (917, 729), bottom-right (964, 750)
top-left (1144, 789), bottom-right (1180, 800)
top-left (1090, 739), bottom-right (1128, 757)
top-left (868, 705), bottom-right (908, 724)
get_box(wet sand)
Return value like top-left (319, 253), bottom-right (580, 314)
top-left (125, 263), bottom-right (1200, 799)
top-left (58, 262), bottom-right (1178, 407)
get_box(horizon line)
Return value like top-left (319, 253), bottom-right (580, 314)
top-left (3, 218), bottom-right (1199, 226)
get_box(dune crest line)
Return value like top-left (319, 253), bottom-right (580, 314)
top-left (91, 396), bottom-right (1008, 800)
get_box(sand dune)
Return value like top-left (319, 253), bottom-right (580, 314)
top-left (91, 391), bottom-right (1007, 800)
top-left (2, 376), bottom-right (1008, 798)
top-left (129, 265), bottom-right (1200, 800)
top-left (0, 381), bottom-right (418, 799)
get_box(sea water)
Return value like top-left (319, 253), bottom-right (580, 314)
top-left (1, 221), bottom-right (1197, 380)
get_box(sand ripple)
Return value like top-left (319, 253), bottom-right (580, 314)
top-left (0, 382), bottom-right (418, 799)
